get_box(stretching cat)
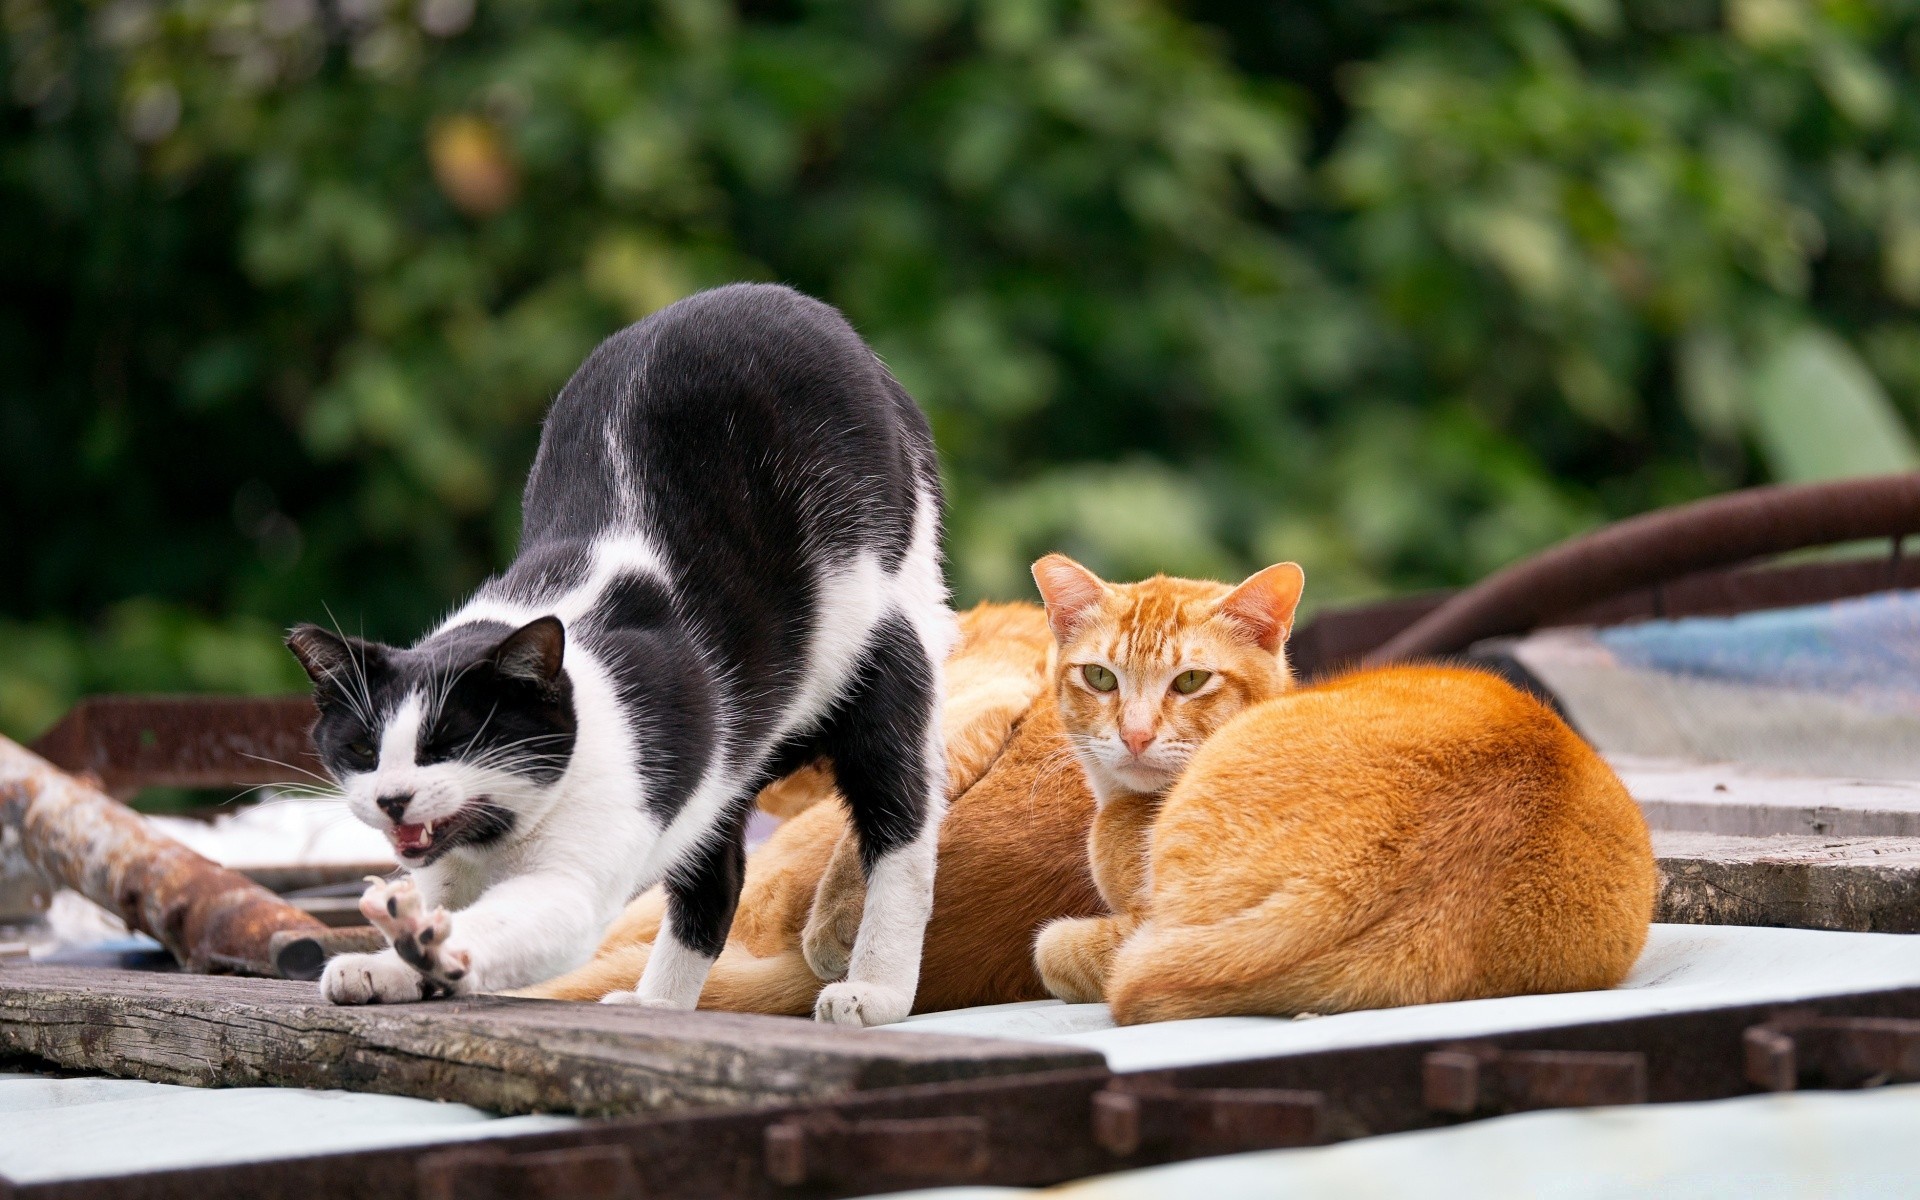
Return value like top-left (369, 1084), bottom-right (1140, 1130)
top-left (286, 284), bottom-right (954, 1026)
top-left (1029, 554), bottom-right (1657, 1024)
top-left (523, 601), bottom-right (1108, 1012)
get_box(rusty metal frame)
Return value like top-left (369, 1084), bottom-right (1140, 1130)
top-left (1360, 472), bottom-right (1920, 666)
top-left (8, 982), bottom-right (1920, 1198)
top-left (1288, 473), bottom-right (1920, 675)
top-left (28, 694), bottom-right (322, 800)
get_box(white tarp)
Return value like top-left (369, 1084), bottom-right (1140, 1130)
top-left (888, 924), bottom-right (1920, 1072)
top-left (0, 1072), bottom-right (577, 1185)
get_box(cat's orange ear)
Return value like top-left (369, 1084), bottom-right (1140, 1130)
top-left (1031, 554), bottom-right (1108, 643)
top-left (1217, 562), bottom-right (1305, 652)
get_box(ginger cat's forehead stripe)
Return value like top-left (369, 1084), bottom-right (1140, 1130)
top-left (1053, 571), bottom-right (1289, 804)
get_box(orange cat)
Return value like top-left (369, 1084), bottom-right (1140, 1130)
top-left (1030, 554), bottom-right (1657, 1026)
top-left (521, 601), bottom-right (1106, 1012)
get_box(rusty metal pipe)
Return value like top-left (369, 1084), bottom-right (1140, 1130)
top-left (1366, 472), bottom-right (1920, 664)
top-left (0, 734), bottom-right (330, 976)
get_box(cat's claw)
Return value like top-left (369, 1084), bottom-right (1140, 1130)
top-left (354, 875), bottom-right (470, 997)
top-left (814, 981), bottom-right (911, 1028)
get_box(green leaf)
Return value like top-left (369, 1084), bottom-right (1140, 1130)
top-left (1748, 327), bottom-right (1920, 481)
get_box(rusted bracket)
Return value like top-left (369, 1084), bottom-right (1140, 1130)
top-left (763, 1112), bottom-right (990, 1189)
top-left (1423, 1044), bottom-right (1648, 1115)
top-left (417, 1143), bottom-right (640, 1200)
top-left (29, 694), bottom-right (320, 798)
top-left (1745, 1014), bottom-right (1920, 1091)
top-left (1092, 1083), bottom-right (1324, 1158)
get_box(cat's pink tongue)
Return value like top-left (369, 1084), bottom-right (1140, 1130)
top-left (393, 823), bottom-right (431, 854)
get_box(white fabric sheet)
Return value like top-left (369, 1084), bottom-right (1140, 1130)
top-left (0, 1072), bottom-right (577, 1185)
top-left (888, 923), bottom-right (1920, 1072)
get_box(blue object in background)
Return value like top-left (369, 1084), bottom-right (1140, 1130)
top-left (1599, 589), bottom-right (1920, 708)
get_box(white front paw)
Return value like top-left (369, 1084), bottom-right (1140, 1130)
top-left (814, 981), bottom-right (911, 1027)
top-left (320, 951), bottom-right (429, 1005)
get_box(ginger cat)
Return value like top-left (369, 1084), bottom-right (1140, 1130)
top-left (522, 601), bottom-right (1107, 1012)
top-left (1030, 554), bottom-right (1657, 1026)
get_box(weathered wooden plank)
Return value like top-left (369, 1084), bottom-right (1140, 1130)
top-left (0, 965), bottom-right (1099, 1118)
top-left (1619, 758), bottom-right (1920, 838)
top-left (1655, 830), bottom-right (1920, 933)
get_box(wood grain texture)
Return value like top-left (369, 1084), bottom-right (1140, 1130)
top-left (0, 966), bottom-right (1099, 1117)
top-left (1655, 831), bottom-right (1920, 932)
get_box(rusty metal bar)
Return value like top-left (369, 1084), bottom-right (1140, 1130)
top-left (1364, 473), bottom-right (1920, 664)
top-left (418, 1144), bottom-right (641, 1200)
top-left (763, 1114), bottom-right (991, 1188)
top-left (1423, 1045), bottom-right (1647, 1115)
top-left (1745, 1013), bottom-right (1920, 1091)
top-left (268, 927), bottom-right (385, 980)
top-left (29, 694), bottom-right (322, 798)
top-left (0, 735), bottom-right (330, 976)
top-left (1092, 1083), bottom-right (1323, 1158)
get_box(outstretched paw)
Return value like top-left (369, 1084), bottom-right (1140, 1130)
top-left (357, 875), bottom-right (470, 997)
top-left (319, 950), bottom-right (430, 1004)
top-left (814, 981), bottom-right (911, 1028)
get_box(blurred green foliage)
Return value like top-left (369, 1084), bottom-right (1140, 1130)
top-left (4, 0), bottom-right (1920, 740)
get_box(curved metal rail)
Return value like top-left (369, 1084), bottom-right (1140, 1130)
top-left (1364, 472), bottom-right (1920, 664)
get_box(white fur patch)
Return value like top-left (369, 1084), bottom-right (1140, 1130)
top-left (623, 920), bottom-right (717, 1008)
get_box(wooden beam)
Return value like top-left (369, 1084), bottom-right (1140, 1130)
top-left (0, 966), bottom-right (1100, 1118)
top-left (1656, 831), bottom-right (1920, 932)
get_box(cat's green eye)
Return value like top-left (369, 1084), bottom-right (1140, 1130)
top-left (1081, 664), bottom-right (1118, 692)
top-left (1172, 669), bottom-right (1212, 695)
top-left (345, 737), bottom-right (376, 765)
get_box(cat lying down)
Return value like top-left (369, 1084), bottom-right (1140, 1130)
top-left (1029, 555), bottom-right (1657, 1025)
top-left (529, 562), bottom-right (1657, 1025)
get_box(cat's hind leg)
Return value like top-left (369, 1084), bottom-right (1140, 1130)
top-left (813, 613), bottom-right (945, 1027)
top-left (800, 828), bottom-right (866, 982)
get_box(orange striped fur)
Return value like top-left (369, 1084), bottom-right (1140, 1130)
top-left (1030, 556), bottom-right (1657, 1026)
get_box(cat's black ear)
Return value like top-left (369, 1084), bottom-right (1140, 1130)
top-left (1217, 562), bottom-right (1306, 652)
top-left (287, 624), bottom-right (365, 688)
top-left (1032, 554), bottom-right (1107, 643)
top-left (493, 616), bottom-right (566, 685)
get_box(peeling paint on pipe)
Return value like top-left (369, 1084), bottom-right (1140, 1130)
top-left (0, 735), bottom-right (329, 976)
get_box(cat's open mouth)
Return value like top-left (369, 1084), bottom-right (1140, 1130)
top-left (390, 808), bottom-right (479, 860)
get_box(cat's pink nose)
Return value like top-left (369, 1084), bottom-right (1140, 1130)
top-left (1122, 728), bottom-right (1155, 756)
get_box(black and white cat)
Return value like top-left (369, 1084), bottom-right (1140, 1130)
top-left (287, 284), bottom-right (953, 1026)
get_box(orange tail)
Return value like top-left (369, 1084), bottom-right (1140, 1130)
top-left (1105, 890), bottom-right (1382, 1025)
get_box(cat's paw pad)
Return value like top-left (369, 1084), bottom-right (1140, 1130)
top-left (357, 875), bottom-right (469, 994)
top-left (319, 951), bottom-right (427, 1005)
top-left (814, 981), bottom-right (910, 1027)
top-left (597, 990), bottom-right (684, 1009)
